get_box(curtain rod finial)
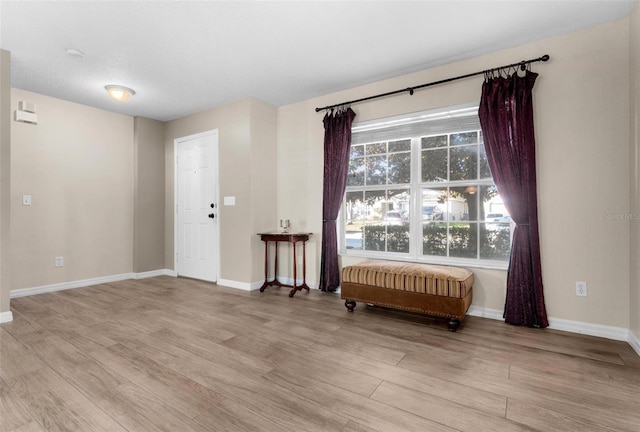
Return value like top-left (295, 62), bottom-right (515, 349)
top-left (541, 54), bottom-right (550, 62)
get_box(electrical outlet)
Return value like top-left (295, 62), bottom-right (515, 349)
top-left (55, 256), bottom-right (64, 268)
top-left (576, 281), bottom-right (587, 297)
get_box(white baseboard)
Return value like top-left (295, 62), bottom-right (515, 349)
top-left (134, 269), bottom-right (176, 279)
top-left (467, 305), bottom-right (504, 320)
top-left (467, 305), bottom-right (630, 343)
top-left (216, 278), bottom-right (260, 291)
top-left (0, 310), bottom-right (13, 324)
top-left (547, 316), bottom-right (629, 342)
top-left (10, 273), bottom-right (135, 298)
top-left (629, 330), bottom-right (640, 357)
top-left (9, 269), bottom-right (176, 299)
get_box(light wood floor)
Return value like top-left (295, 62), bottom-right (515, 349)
top-left (1, 277), bottom-right (639, 432)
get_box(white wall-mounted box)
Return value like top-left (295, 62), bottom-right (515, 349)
top-left (14, 110), bottom-right (38, 125)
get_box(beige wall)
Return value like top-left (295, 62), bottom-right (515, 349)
top-left (249, 100), bottom-right (279, 282)
top-left (630, 4), bottom-right (640, 339)
top-left (276, 102), bottom-right (322, 286)
top-left (277, 19), bottom-right (632, 328)
top-left (133, 117), bottom-right (165, 273)
top-left (0, 50), bottom-right (11, 317)
top-left (10, 89), bottom-right (134, 289)
top-left (164, 98), bottom-right (277, 285)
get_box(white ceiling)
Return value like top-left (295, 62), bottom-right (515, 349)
top-left (1, 0), bottom-right (637, 121)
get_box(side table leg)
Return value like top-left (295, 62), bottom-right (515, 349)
top-left (302, 240), bottom-right (309, 291)
top-left (297, 240), bottom-right (310, 293)
top-left (259, 240), bottom-right (269, 292)
top-left (289, 242), bottom-right (298, 297)
top-left (273, 241), bottom-right (280, 284)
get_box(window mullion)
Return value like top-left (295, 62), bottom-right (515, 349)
top-left (410, 137), bottom-right (420, 259)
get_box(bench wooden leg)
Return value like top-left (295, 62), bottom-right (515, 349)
top-left (448, 319), bottom-right (461, 332)
top-left (344, 300), bottom-right (356, 312)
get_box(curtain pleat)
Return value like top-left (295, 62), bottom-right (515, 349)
top-left (478, 71), bottom-right (549, 327)
top-left (319, 108), bottom-right (356, 292)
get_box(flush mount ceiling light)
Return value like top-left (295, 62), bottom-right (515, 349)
top-left (65, 48), bottom-right (85, 58)
top-left (105, 85), bottom-right (135, 102)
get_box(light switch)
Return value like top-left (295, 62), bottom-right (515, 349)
top-left (224, 196), bottom-right (236, 206)
top-left (22, 194), bottom-right (32, 206)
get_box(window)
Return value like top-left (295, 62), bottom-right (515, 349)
top-left (342, 104), bottom-right (511, 267)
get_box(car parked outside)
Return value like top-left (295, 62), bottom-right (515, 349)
top-left (422, 205), bottom-right (443, 220)
top-left (486, 213), bottom-right (511, 231)
top-left (385, 211), bottom-right (405, 225)
top-left (485, 213), bottom-right (504, 221)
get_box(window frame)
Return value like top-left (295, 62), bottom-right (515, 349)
top-left (340, 104), bottom-right (512, 270)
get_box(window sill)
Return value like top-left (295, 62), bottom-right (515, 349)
top-left (339, 250), bottom-right (509, 271)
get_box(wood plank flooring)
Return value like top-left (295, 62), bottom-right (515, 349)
top-left (1, 276), bottom-right (639, 432)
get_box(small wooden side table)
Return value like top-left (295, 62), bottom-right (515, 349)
top-left (257, 232), bottom-right (312, 297)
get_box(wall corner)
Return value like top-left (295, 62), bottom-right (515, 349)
top-left (0, 49), bottom-right (12, 319)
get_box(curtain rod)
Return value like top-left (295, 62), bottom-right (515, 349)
top-left (314, 54), bottom-right (550, 113)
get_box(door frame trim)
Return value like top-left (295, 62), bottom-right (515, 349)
top-left (173, 129), bottom-right (220, 282)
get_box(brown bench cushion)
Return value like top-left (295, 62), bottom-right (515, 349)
top-left (341, 260), bottom-right (473, 298)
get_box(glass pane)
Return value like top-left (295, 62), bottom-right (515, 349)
top-left (481, 185), bottom-right (507, 224)
top-left (345, 191), bottom-right (365, 250)
top-left (421, 148), bottom-right (447, 182)
top-left (388, 152), bottom-right (410, 184)
top-left (425, 186), bottom-right (478, 222)
top-left (360, 189), bottom-right (411, 253)
top-left (423, 222), bottom-right (447, 256)
top-left (421, 187), bottom-right (445, 219)
top-left (350, 144), bottom-right (364, 158)
top-left (385, 189), bottom-right (410, 222)
top-left (422, 135), bottom-right (447, 149)
top-left (345, 191), bottom-right (364, 222)
top-left (480, 222), bottom-right (511, 260)
top-left (364, 190), bottom-right (386, 222)
top-left (347, 157), bottom-right (364, 186)
top-left (450, 131), bottom-right (478, 146)
top-left (363, 223), bottom-right (385, 251)
top-left (365, 155), bottom-right (387, 185)
top-left (449, 222), bottom-right (477, 258)
top-left (366, 142), bottom-right (386, 155)
top-left (479, 145), bottom-right (491, 179)
top-left (345, 228), bottom-right (363, 250)
top-left (480, 184), bottom-right (511, 259)
top-left (362, 190), bottom-right (385, 250)
top-left (447, 186), bottom-right (473, 222)
top-left (387, 224), bottom-right (410, 253)
top-left (388, 139), bottom-right (411, 153)
top-left (450, 145), bottom-right (478, 181)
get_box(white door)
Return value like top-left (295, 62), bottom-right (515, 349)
top-left (175, 130), bottom-right (218, 282)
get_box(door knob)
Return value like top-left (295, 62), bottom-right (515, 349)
top-left (210, 203), bottom-right (215, 208)
top-left (208, 213), bottom-right (215, 219)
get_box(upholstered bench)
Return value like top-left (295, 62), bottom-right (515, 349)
top-left (341, 260), bottom-right (473, 331)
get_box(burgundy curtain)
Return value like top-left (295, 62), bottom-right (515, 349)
top-left (478, 70), bottom-right (549, 328)
top-left (319, 108), bottom-right (356, 292)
